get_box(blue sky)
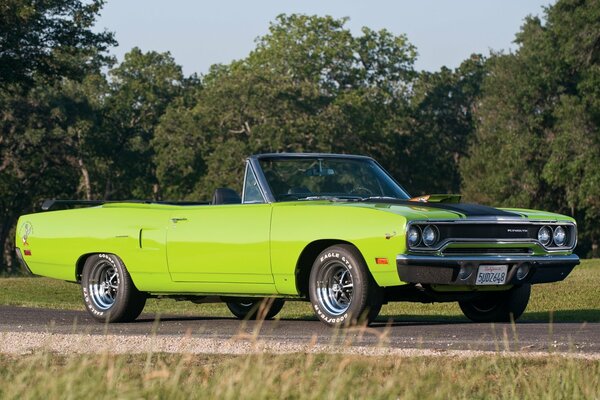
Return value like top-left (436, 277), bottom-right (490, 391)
top-left (93, 0), bottom-right (554, 76)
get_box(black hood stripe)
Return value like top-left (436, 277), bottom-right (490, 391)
top-left (363, 199), bottom-right (522, 218)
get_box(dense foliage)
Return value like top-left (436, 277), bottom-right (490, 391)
top-left (1, 0), bottom-right (598, 272)
top-left (460, 0), bottom-right (600, 257)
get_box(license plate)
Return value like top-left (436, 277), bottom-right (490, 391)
top-left (475, 265), bottom-right (508, 285)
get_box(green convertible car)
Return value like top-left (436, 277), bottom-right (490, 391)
top-left (15, 153), bottom-right (579, 326)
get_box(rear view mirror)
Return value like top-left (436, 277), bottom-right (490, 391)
top-left (305, 163), bottom-right (335, 177)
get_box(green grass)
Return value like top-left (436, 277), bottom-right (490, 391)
top-left (0, 352), bottom-right (598, 399)
top-left (1, 259), bottom-right (599, 322)
top-left (1, 262), bottom-right (599, 399)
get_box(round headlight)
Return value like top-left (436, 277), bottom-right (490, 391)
top-left (407, 226), bottom-right (421, 247)
top-left (422, 225), bottom-right (438, 247)
top-left (553, 226), bottom-right (567, 246)
top-left (538, 226), bottom-right (552, 246)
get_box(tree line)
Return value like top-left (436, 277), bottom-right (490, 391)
top-left (1, 0), bottom-right (598, 273)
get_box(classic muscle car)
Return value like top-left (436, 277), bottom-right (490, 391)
top-left (15, 153), bottom-right (579, 326)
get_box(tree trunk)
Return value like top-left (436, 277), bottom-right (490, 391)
top-left (78, 158), bottom-right (92, 200)
top-left (0, 218), bottom-right (15, 274)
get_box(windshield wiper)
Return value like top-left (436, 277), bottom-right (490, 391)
top-left (298, 195), bottom-right (365, 202)
top-left (301, 195), bottom-right (354, 201)
top-left (278, 194), bottom-right (390, 202)
top-left (358, 196), bottom-right (400, 201)
top-left (276, 194), bottom-right (341, 202)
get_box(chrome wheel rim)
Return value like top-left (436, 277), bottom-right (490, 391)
top-left (88, 260), bottom-right (119, 310)
top-left (316, 261), bottom-right (354, 315)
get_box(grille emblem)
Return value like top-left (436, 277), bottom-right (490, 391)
top-left (507, 228), bottom-right (528, 233)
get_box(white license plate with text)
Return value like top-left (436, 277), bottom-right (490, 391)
top-left (475, 265), bottom-right (508, 285)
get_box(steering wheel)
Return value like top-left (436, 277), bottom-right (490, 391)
top-left (349, 186), bottom-right (374, 196)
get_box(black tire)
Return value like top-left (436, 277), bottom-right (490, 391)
top-left (459, 284), bottom-right (531, 323)
top-left (81, 253), bottom-right (146, 323)
top-left (308, 244), bottom-right (382, 327)
top-left (225, 298), bottom-right (285, 320)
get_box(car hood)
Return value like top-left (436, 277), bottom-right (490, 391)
top-left (331, 199), bottom-right (574, 222)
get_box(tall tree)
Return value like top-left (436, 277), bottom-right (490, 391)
top-left (153, 14), bottom-right (418, 200)
top-left (0, 0), bottom-right (114, 272)
top-left (102, 48), bottom-right (188, 200)
top-left (460, 0), bottom-right (600, 256)
top-left (0, 0), bottom-right (115, 88)
top-left (405, 54), bottom-right (486, 195)
top-left (0, 79), bottom-right (101, 272)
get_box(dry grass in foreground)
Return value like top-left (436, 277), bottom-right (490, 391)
top-left (0, 351), bottom-right (598, 399)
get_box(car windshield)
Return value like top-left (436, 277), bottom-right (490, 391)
top-left (258, 156), bottom-right (411, 202)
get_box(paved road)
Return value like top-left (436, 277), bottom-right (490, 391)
top-left (1, 306), bottom-right (598, 354)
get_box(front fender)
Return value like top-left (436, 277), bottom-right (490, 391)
top-left (270, 203), bottom-right (407, 294)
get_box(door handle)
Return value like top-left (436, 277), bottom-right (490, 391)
top-left (171, 217), bottom-right (188, 223)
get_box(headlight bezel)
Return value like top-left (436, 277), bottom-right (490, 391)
top-left (537, 225), bottom-right (552, 247)
top-left (422, 225), bottom-right (439, 247)
top-left (553, 225), bottom-right (567, 247)
top-left (407, 225), bottom-right (421, 248)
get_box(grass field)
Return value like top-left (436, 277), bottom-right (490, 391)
top-left (1, 261), bottom-right (599, 399)
top-left (0, 352), bottom-right (598, 399)
top-left (1, 259), bottom-right (599, 322)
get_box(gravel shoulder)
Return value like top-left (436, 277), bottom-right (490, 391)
top-left (2, 331), bottom-right (600, 360)
top-left (2, 306), bottom-right (600, 358)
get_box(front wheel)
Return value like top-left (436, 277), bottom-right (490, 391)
top-left (459, 284), bottom-right (531, 323)
top-left (225, 298), bottom-right (285, 320)
top-left (308, 244), bottom-right (382, 327)
top-left (81, 253), bottom-right (146, 323)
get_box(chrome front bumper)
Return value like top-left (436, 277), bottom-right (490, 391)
top-left (396, 254), bottom-right (580, 285)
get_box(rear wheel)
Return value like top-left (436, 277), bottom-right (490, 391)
top-left (81, 253), bottom-right (146, 323)
top-left (308, 244), bottom-right (382, 327)
top-left (459, 284), bottom-right (531, 323)
top-left (225, 298), bottom-right (285, 320)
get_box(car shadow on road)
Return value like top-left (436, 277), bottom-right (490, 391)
top-left (135, 315), bottom-right (235, 323)
top-left (131, 309), bottom-right (600, 326)
top-left (135, 315), bottom-right (466, 329)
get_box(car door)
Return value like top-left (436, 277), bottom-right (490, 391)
top-left (166, 203), bottom-right (273, 283)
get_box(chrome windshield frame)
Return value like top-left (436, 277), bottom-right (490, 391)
top-left (247, 153), bottom-right (411, 203)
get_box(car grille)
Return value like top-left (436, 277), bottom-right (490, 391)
top-left (438, 224), bottom-right (538, 240)
top-left (408, 221), bottom-right (577, 251)
top-left (442, 247), bottom-right (533, 255)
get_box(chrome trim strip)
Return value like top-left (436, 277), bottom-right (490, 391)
top-left (368, 158), bottom-right (411, 200)
top-left (407, 219), bottom-right (576, 225)
top-left (396, 253), bottom-right (580, 266)
top-left (15, 248), bottom-right (33, 275)
top-left (253, 152), bottom-right (374, 161)
top-left (422, 239), bottom-right (569, 253)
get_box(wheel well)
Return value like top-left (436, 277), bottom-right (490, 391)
top-left (75, 253), bottom-right (95, 282)
top-left (295, 239), bottom-right (354, 298)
